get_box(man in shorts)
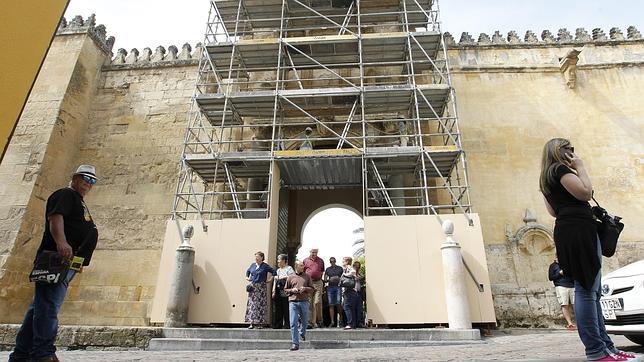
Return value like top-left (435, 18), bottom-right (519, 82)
top-left (324, 257), bottom-right (344, 327)
top-left (549, 258), bottom-right (576, 330)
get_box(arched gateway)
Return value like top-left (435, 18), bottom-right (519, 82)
top-left (151, 0), bottom-right (495, 326)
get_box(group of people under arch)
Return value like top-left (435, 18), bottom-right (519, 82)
top-left (244, 248), bottom-right (366, 333)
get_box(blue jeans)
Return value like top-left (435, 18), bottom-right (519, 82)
top-left (343, 289), bottom-right (359, 328)
top-left (289, 300), bottom-right (309, 346)
top-left (355, 291), bottom-right (364, 327)
top-left (574, 239), bottom-right (618, 360)
top-left (10, 270), bottom-right (76, 361)
top-left (327, 286), bottom-right (341, 306)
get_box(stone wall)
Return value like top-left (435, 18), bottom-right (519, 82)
top-left (0, 324), bottom-right (161, 350)
top-left (0, 20), bottom-right (642, 327)
top-left (59, 50), bottom-right (198, 326)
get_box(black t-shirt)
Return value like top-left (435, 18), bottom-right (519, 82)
top-left (38, 187), bottom-right (98, 266)
top-left (545, 164), bottom-right (592, 216)
top-left (325, 265), bottom-right (344, 287)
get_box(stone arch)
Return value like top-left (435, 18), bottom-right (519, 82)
top-left (295, 203), bottom-right (363, 262)
top-left (284, 189), bottom-right (362, 260)
top-left (300, 203), bottom-right (362, 243)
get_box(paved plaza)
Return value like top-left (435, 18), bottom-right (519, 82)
top-left (1, 330), bottom-right (642, 361)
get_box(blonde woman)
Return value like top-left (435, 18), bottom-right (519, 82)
top-left (540, 138), bottom-right (634, 361)
top-left (272, 254), bottom-right (294, 329)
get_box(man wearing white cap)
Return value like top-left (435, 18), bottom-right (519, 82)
top-left (10, 165), bottom-right (99, 362)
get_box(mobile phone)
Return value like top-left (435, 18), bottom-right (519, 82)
top-left (559, 149), bottom-right (572, 160)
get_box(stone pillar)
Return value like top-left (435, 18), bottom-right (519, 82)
top-left (440, 220), bottom-right (472, 329)
top-left (165, 225), bottom-right (196, 327)
top-left (389, 174), bottom-right (406, 215)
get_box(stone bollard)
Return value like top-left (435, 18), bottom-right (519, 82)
top-left (165, 225), bottom-right (195, 327)
top-left (440, 220), bottom-right (472, 329)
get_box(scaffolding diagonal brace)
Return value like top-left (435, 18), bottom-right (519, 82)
top-left (223, 163), bottom-right (242, 219)
top-left (369, 160), bottom-right (397, 216)
top-left (280, 95), bottom-right (360, 150)
top-left (337, 100), bottom-right (358, 149)
top-left (423, 151), bottom-right (473, 225)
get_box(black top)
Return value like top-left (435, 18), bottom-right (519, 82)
top-left (544, 164), bottom-right (599, 290)
top-left (325, 265), bottom-right (344, 287)
top-left (548, 261), bottom-right (574, 288)
top-left (38, 188), bottom-right (98, 266)
top-left (546, 164), bottom-right (592, 216)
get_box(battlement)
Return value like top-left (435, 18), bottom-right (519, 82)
top-left (446, 26), bottom-right (642, 47)
top-left (107, 43), bottom-right (202, 69)
top-left (56, 14), bottom-right (115, 54)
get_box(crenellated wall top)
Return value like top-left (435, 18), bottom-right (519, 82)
top-left (106, 43), bottom-right (202, 69)
top-left (445, 26), bottom-right (642, 48)
top-left (56, 16), bottom-right (641, 69)
top-left (57, 14), bottom-right (115, 54)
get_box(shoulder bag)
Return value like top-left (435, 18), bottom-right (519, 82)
top-left (591, 196), bottom-right (624, 258)
top-left (29, 250), bottom-right (70, 284)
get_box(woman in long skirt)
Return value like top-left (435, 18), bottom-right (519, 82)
top-left (245, 251), bottom-right (275, 329)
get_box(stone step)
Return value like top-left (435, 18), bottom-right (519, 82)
top-left (148, 337), bottom-right (485, 351)
top-left (148, 327), bottom-right (483, 351)
top-left (160, 327), bottom-right (479, 341)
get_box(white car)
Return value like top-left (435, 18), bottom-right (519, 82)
top-left (601, 259), bottom-right (644, 346)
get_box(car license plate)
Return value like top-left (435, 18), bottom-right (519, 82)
top-left (602, 309), bottom-right (616, 320)
top-left (601, 298), bottom-right (622, 320)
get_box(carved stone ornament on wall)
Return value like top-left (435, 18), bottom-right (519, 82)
top-left (559, 49), bottom-right (582, 89)
top-left (506, 209), bottom-right (555, 256)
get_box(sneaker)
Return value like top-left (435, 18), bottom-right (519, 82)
top-left (289, 344), bottom-right (299, 351)
top-left (300, 334), bottom-right (306, 341)
top-left (616, 351), bottom-right (636, 359)
top-left (591, 354), bottom-right (628, 361)
top-left (344, 325), bottom-right (352, 330)
top-left (247, 324), bottom-right (254, 329)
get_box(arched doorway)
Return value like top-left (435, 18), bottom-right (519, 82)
top-left (296, 205), bottom-right (363, 263)
top-left (295, 204), bottom-right (364, 328)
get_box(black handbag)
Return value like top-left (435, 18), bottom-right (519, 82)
top-left (29, 250), bottom-right (70, 284)
top-left (591, 197), bottom-right (624, 258)
top-left (340, 275), bottom-right (355, 289)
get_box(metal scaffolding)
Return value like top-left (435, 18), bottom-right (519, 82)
top-left (172, 0), bottom-right (472, 222)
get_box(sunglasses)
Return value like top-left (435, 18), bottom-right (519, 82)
top-left (82, 175), bottom-right (97, 185)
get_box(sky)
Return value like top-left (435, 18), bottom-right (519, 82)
top-left (295, 208), bottom-right (363, 264)
top-left (63, 0), bottom-right (643, 53)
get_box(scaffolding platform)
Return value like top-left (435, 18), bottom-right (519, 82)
top-left (366, 145), bottom-right (459, 178)
top-left (206, 31), bottom-right (441, 75)
top-left (185, 151), bottom-right (272, 183)
top-left (276, 149), bottom-right (363, 189)
top-left (196, 84), bottom-right (449, 124)
top-left (212, 0), bottom-right (434, 32)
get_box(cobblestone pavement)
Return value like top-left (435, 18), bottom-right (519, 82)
top-left (1, 331), bottom-right (642, 361)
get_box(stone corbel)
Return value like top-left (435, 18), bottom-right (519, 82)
top-left (559, 49), bottom-right (581, 89)
top-left (505, 209), bottom-right (554, 255)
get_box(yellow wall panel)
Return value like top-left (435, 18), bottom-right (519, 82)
top-left (0, 0), bottom-right (69, 160)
